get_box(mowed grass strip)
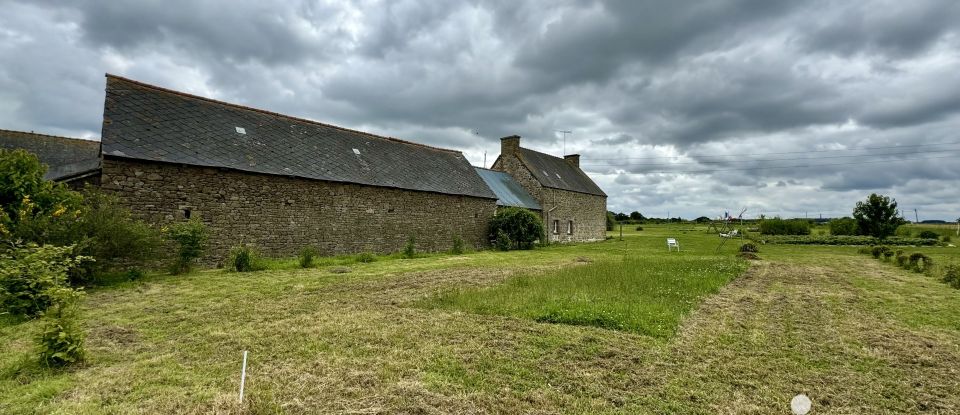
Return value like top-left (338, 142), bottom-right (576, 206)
top-left (419, 256), bottom-right (747, 338)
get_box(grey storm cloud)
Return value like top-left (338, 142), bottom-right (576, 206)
top-left (1, 0), bottom-right (959, 219)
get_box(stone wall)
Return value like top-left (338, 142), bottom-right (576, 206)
top-left (491, 154), bottom-right (543, 203)
top-left (101, 157), bottom-right (497, 263)
top-left (540, 187), bottom-right (607, 243)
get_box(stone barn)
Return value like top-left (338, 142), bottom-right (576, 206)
top-left (97, 75), bottom-right (499, 261)
top-left (0, 129), bottom-right (101, 188)
top-left (2, 75), bottom-right (610, 259)
top-left (492, 135), bottom-right (607, 242)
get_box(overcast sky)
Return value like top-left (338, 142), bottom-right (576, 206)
top-left (1, 1), bottom-right (958, 220)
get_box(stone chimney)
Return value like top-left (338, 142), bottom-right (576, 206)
top-left (564, 154), bottom-right (580, 168)
top-left (500, 135), bottom-right (521, 156)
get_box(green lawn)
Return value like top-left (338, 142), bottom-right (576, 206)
top-left (1, 224), bottom-right (959, 413)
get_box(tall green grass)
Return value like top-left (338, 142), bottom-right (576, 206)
top-left (420, 256), bottom-right (746, 338)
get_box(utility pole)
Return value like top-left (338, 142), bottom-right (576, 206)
top-left (556, 130), bottom-right (572, 155)
top-left (914, 208), bottom-right (919, 224)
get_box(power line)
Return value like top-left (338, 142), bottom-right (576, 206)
top-left (583, 140), bottom-right (960, 161)
top-left (581, 148), bottom-right (960, 167)
top-left (585, 153), bottom-right (958, 175)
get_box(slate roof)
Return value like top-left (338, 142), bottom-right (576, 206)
top-left (518, 148), bottom-right (606, 196)
top-left (474, 167), bottom-right (541, 210)
top-left (100, 75), bottom-right (497, 200)
top-left (0, 129), bottom-right (101, 180)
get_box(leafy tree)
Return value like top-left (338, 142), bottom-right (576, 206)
top-left (694, 216), bottom-right (711, 224)
top-left (853, 193), bottom-right (905, 239)
top-left (629, 211), bottom-right (645, 221)
top-left (605, 211), bottom-right (617, 231)
top-left (614, 212), bottom-right (629, 221)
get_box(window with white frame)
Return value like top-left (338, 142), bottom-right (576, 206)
top-left (567, 220), bottom-right (573, 235)
top-left (553, 219), bottom-right (560, 234)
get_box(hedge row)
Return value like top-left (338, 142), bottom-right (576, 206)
top-left (757, 235), bottom-right (941, 246)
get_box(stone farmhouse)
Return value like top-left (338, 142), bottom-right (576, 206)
top-left (1, 75), bottom-right (607, 261)
top-left (492, 136), bottom-right (607, 242)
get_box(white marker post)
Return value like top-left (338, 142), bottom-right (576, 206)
top-left (239, 350), bottom-right (248, 403)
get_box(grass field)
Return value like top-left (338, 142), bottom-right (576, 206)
top-left (2, 224), bottom-right (960, 413)
top-left (418, 256), bottom-right (746, 337)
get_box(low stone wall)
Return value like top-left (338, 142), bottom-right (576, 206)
top-left (101, 157), bottom-right (497, 263)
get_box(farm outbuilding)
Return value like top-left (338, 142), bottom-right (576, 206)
top-left (96, 75), bottom-right (500, 261)
top-left (1, 75), bottom-right (608, 261)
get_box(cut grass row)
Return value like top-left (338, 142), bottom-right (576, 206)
top-left (418, 256), bottom-right (747, 338)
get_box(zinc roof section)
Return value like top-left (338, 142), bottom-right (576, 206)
top-left (0, 129), bottom-right (101, 180)
top-left (100, 75), bottom-right (497, 200)
top-left (473, 167), bottom-right (541, 210)
top-left (517, 148), bottom-right (606, 196)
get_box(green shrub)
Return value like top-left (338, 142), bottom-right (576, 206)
top-left (759, 218), bottom-right (811, 235)
top-left (0, 152), bottom-right (161, 285)
top-left (635, 226), bottom-right (644, 231)
top-left (944, 235), bottom-right (952, 243)
top-left (870, 246), bottom-right (892, 259)
top-left (53, 189), bottom-right (163, 285)
top-left (759, 235), bottom-right (940, 246)
top-left (488, 207), bottom-right (545, 250)
top-left (403, 235), bottom-right (417, 259)
top-left (895, 254), bottom-right (909, 267)
top-left (918, 230), bottom-right (939, 239)
top-left (0, 244), bottom-right (89, 318)
top-left (907, 253), bottom-right (932, 273)
top-left (37, 305), bottom-right (85, 367)
top-left (857, 247), bottom-right (871, 255)
top-left (228, 244), bottom-right (265, 272)
top-left (298, 246), bottom-right (318, 268)
top-left (0, 242), bottom-right (87, 367)
top-left (0, 149), bottom-right (83, 243)
top-left (829, 218), bottom-right (858, 236)
top-left (942, 264), bottom-right (960, 288)
top-left (164, 218), bottom-right (208, 274)
top-left (355, 252), bottom-right (377, 263)
top-left (739, 243), bottom-right (759, 253)
top-left (495, 229), bottom-right (512, 251)
top-left (451, 236), bottom-right (465, 255)
top-left (882, 249), bottom-right (895, 260)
